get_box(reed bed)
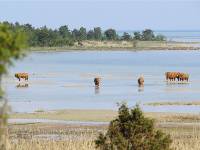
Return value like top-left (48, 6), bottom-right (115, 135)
top-left (161, 125), bottom-right (200, 150)
top-left (10, 139), bottom-right (95, 150)
top-left (7, 122), bottom-right (200, 150)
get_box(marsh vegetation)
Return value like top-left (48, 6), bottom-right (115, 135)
top-left (8, 111), bottom-right (200, 150)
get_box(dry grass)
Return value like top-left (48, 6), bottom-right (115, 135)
top-left (29, 40), bottom-right (200, 51)
top-left (8, 123), bottom-right (103, 150)
top-left (145, 101), bottom-right (200, 106)
top-left (10, 109), bottom-right (118, 122)
top-left (10, 139), bottom-right (94, 150)
top-left (147, 112), bottom-right (200, 123)
top-left (80, 40), bottom-right (195, 49)
top-left (8, 109), bottom-right (200, 149)
top-left (7, 122), bottom-right (200, 150)
top-left (158, 113), bottom-right (200, 150)
top-left (159, 124), bottom-right (200, 150)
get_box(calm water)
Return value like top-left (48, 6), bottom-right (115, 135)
top-left (2, 50), bottom-right (200, 113)
top-left (155, 31), bottom-right (200, 42)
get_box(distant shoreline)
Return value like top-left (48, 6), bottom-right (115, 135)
top-left (10, 109), bottom-right (200, 123)
top-left (28, 40), bottom-right (200, 52)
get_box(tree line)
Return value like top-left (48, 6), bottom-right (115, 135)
top-left (1, 21), bottom-right (166, 47)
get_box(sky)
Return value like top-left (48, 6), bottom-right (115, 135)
top-left (0, 0), bottom-right (200, 30)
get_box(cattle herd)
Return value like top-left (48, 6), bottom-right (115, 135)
top-left (14, 71), bottom-right (190, 87)
top-left (165, 72), bottom-right (189, 82)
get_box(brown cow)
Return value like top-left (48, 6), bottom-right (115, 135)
top-left (165, 72), bottom-right (189, 82)
top-left (183, 73), bottom-right (189, 82)
top-left (138, 76), bottom-right (144, 87)
top-left (177, 72), bottom-right (189, 82)
top-left (15, 73), bottom-right (29, 81)
top-left (165, 72), bottom-right (178, 81)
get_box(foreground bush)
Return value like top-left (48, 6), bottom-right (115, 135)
top-left (95, 104), bottom-right (172, 150)
top-left (0, 23), bottom-right (27, 150)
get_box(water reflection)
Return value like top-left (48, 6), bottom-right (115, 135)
top-left (94, 86), bottom-right (100, 95)
top-left (138, 86), bottom-right (144, 92)
top-left (4, 51), bottom-right (200, 113)
top-left (166, 81), bottom-right (190, 85)
top-left (16, 83), bottom-right (29, 88)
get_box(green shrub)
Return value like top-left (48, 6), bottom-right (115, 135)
top-left (0, 23), bottom-right (27, 150)
top-left (95, 104), bottom-right (172, 150)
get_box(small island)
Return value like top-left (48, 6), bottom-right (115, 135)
top-left (3, 21), bottom-right (200, 51)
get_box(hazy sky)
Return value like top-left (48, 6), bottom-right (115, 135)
top-left (0, 0), bottom-right (200, 30)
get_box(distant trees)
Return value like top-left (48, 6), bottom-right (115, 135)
top-left (104, 29), bottom-right (117, 40)
top-left (86, 27), bottom-right (102, 40)
top-left (72, 29), bottom-right (80, 41)
top-left (122, 32), bottom-right (132, 41)
top-left (58, 25), bottom-right (71, 39)
top-left (35, 26), bottom-right (50, 46)
top-left (134, 31), bottom-right (142, 40)
top-left (22, 24), bottom-right (36, 46)
top-left (134, 29), bottom-right (165, 41)
top-left (94, 27), bottom-right (102, 40)
top-left (79, 27), bottom-right (87, 41)
top-left (0, 22), bottom-right (166, 48)
top-left (95, 104), bottom-right (172, 150)
top-left (87, 30), bottom-right (95, 40)
top-left (142, 29), bottom-right (155, 40)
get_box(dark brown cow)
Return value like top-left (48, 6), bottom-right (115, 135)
top-left (94, 77), bottom-right (100, 87)
top-left (138, 76), bottom-right (144, 87)
top-left (165, 72), bottom-right (178, 81)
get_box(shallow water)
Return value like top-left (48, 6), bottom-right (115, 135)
top-left (2, 50), bottom-right (200, 113)
top-left (8, 119), bottom-right (200, 126)
top-left (9, 119), bottom-right (108, 125)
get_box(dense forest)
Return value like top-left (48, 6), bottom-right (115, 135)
top-left (1, 21), bottom-right (166, 47)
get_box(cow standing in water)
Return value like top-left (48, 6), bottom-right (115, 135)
top-left (15, 73), bottom-right (29, 81)
top-left (165, 72), bottom-right (189, 82)
top-left (165, 72), bottom-right (177, 81)
top-left (94, 77), bottom-right (101, 95)
top-left (94, 77), bottom-right (100, 87)
top-left (177, 72), bottom-right (189, 82)
top-left (138, 76), bottom-right (144, 87)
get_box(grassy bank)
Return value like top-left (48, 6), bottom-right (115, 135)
top-left (29, 40), bottom-right (200, 51)
top-left (10, 109), bottom-right (200, 123)
top-left (11, 109), bottom-right (117, 122)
